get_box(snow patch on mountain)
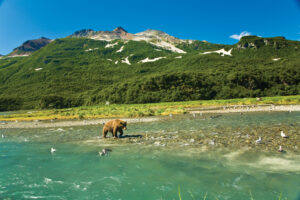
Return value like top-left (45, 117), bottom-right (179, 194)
top-left (84, 48), bottom-right (98, 52)
top-left (90, 35), bottom-right (112, 41)
top-left (139, 57), bottom-right (166, 63)
top-left (202, 48), bottom-right (232, 56)
top-left (121, 57), bottom-right (131, 65)
top-left (150, 41), bottom-right (186, 54)
top-left (132, 36), bottom-right (150, 42)
top-left (105, 42), bottom-right (118, 48)
top-left (272, 58), bottom-right (280, 61)
top-left (116, 46), bottom-right (124, 53)
top-left (3, 54), bottom-right (30, 58)
top-left (1, 55), bottom-right (30, 59)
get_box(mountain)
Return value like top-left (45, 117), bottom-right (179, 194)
top-left (71, 26), bottom-right (132, 40)
top-left (0, 28), bottom-right (299, 111)
top-left (9, 37), bottom-right (52, 56)
top-left (70, 27), bottom-right (224, 53)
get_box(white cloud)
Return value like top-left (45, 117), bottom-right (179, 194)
top-left (230, 31), bottom-right (251, 40)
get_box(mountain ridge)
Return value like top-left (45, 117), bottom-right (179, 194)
top-left (4, 27), bottom-right (226, 56)
top-left (4, 27), bottom-right (300, 56)
top-left (9, 37), bottom-right (52, 56)
top-left (69, 27), bottom-right (194, 53)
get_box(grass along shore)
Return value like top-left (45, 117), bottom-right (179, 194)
top-left (0, 95), bottom-right (300, 122)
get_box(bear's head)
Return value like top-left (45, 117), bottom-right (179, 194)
top-left (120, 121), bottom-right (127, 130)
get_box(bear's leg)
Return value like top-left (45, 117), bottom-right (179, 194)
top-left (113, 127), bottom-right (118, 138)
top-left (119, 129), bottom-right (123, 137)
top-left (103, 129), bottom-right (108, 138)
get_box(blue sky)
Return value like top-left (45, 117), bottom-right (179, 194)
top-left (0, 0), bottom-right (300, 55)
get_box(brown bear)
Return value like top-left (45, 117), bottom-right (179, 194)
top-left (102, 119), bottom-right (127, 138)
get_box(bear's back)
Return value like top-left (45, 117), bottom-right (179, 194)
top-left (104, 119), bottom-right (125, 128)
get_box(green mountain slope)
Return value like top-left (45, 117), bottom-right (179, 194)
top-left (0, 35), bottom-right (299, 110)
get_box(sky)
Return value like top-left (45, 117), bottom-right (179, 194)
top-left (0, 0), bottom-right (300, 55)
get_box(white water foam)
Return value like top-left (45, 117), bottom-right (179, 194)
top-left (22, 195), bottom-right (63, 199)
top-left (99, 176), bottom-right (122, 184)
top-left (44, 178), bottom-right (52, 184)
top-left (224, 150), bottom-right (300, 173)
top-left (43, 177), bottom-right (63, 185)
top-left (248, 156), bottom-right (300, 172)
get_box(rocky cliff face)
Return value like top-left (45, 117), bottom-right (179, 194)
top-left (70, 26), bottom-right (134, 40)
top-left (70, 27), bottom-right (188, 53)
top-left (10, 37), bottom-right (52, 56)
top-left (71, 29), bottom-right (94, 37)
top-left (236, 36), bottom-right (288, 49)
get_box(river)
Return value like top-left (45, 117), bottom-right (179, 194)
top-left (0, 112), bottom-right (299, 199)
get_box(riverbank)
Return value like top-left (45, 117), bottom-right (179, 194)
top-left (1, 111), bottom-right (299, 154)
top-left (82, 113), bottom-right (300, 153)
top-left (0, 116), bottom-right (160, 129)
top-left (0, 104), bottom-right (300, 129)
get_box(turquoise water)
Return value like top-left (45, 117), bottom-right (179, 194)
top-left (1, 112), bottom-right (300, 200)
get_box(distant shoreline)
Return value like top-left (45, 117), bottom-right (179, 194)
top-left (0, 117), bottom-right (160, 129)
top-left (189, 104), bottom-right (300, 114)
top-left (0, 104), bottom-right (299, 129)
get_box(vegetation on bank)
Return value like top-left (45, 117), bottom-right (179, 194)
top-left (0, 95), bottom-right (299, 121)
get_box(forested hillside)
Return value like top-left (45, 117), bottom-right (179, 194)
top-left (0, 35), bottom-right (299, 111)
